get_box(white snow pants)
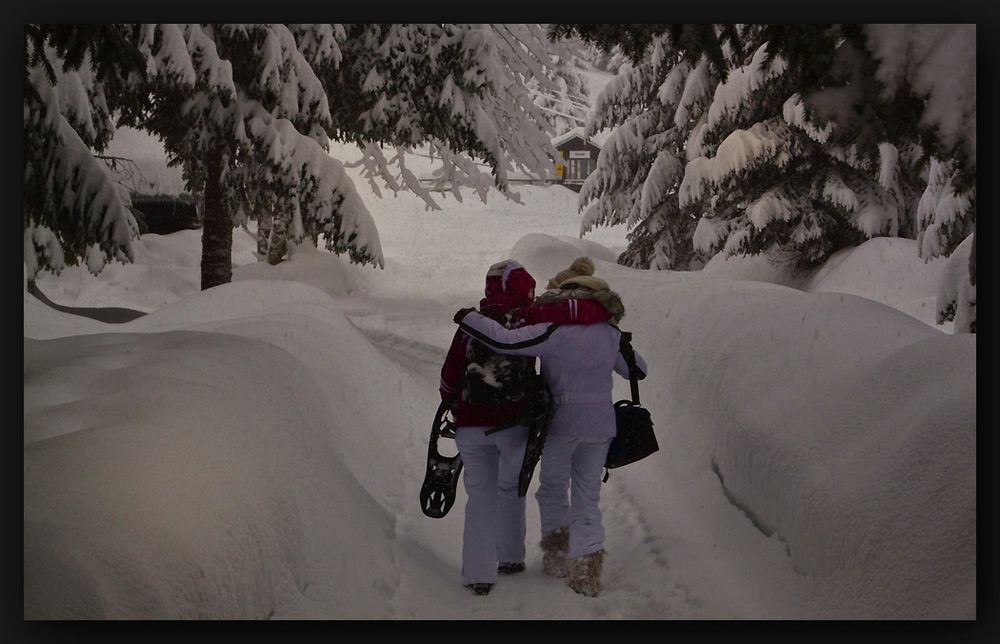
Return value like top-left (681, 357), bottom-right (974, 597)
top-left (535, 433), bottom-right (613, 559)
top-left (454, 424), bottom-right (529, 584)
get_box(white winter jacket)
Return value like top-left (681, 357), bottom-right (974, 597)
top-left (458, 312), bottom-right (648, 441)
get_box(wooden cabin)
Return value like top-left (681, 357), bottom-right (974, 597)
top-left (552, 129), bottom-right (602, 192)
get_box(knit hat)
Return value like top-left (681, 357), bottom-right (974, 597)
top-left (481, 259), bottom-right (536, 311)
top-left (557, 274), bottom-right (610, 292)
top-left (546, 257), bottom-right (595, 290)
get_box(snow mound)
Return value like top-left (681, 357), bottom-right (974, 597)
top-left (616, 276), bottom-right (974, 618)
top-left (24, 289), bottom-right (112, 339)
top-left (120, 279), bottom-right (341, 334)
top-left (508, 233), bottom-right (621, 290)
top-left (700, 250), bottom-right (812, 289)
top-left (806, 237), bottom-right (947, 307)
top-left (234, 241), bottom-right (360, 298)
top-left (33, 228), bottom-right (259, 312)
top-left (24, 329), bottom-right (397, 618)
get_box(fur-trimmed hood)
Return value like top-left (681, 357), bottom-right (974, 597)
top-left (534, 285), bottom-right (625, 324)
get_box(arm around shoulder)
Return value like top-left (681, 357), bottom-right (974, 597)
top-left (458, 311), bottom-right (559, 357)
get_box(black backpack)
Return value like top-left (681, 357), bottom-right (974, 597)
top-left (462, 308), bottom-right (537, 406)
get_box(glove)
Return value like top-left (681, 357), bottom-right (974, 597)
top-left (453, 307), bottom-right (476, 324)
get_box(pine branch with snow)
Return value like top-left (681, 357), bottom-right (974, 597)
top-left (916, 158), bottom-right (975, 261)
top-left (23, 26), bottom-right (147, 279)
top-left (578, 33), bottom-right (726, 270)
top-left (680, 28), bottom-right (931, 268)
top-left (320, 24), bottom-right (573, 209)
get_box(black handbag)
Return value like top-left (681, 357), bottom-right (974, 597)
top-left (604, 330), bottom-right (657, 481)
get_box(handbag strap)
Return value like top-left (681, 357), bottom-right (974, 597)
top-left (619, 330), bottom-right (641, 405)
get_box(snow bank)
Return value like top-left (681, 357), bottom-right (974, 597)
top-left (806, 237), bottom-right (948, 322)
top-left (24, 278), bottom-right (454, 618)
top-left (24, 289), bottom-right (112, 339)
top-left (695, 237), bottom-right (950, 330)
top-left (611, 273), bottom-right (975, 618)
top-left (24, 326), bottom-right (397, 618)
top-left (234, 241), bottom-right (359, 298)
top-left (700, 250), bottom-right (811, 289)
top-left (508, 232), bottom-right (619, 288)
top-left (34, 228), bottom-right (259, 312)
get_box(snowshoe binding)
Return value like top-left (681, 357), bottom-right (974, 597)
top-left (420, 400), bottom-right (464, 518)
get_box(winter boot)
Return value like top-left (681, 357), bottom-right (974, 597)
top-left (567, 549), bottom-right (605, 597)
top-left (497, 561), bottom-right (526, 575)
top-left (465, 582), bottom-right (493, 596)
top-left (540, 526), bottom-right (570, 578)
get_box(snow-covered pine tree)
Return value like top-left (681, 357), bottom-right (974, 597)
top-left (935, 232), bottom-right (975, 333)
top-left (528, 37), bottom-right (591, 135)
top-left (680, 25), bottom-right (929, 268)
top-left (572, 27), bottom-right (737, 269)
top-left (861, 25), bottom-right (976, 334)
top-left (129, 24), bottom-right (382, 288)
top-left (582, 41), bottom-right (629, 75)
top-left (556, 24), bottom-right (972, 278)
top-left (23, 25), bottom-right (148, 280)
top-left (27, 24), bottom-right (580, 288)
top-left (788, 24), bottom-right (976, 330)
top-left (319, 24), bottom-right (574, 208)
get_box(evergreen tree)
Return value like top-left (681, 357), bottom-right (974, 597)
top-left (528, 35), bottom-right (591, 135)
top-left (555, 24), bottom-right (974, 281)
top-left (681, 26), bottom-right (928, 268)
top-left (124, 24), bottom-right (382, 289)
top-left (321, 24), bottom-right (577, 206)
top-left (23, 25), bottom-right (148, 280)
top-left (26, 24), bottom-right (578, 291)
top-left (573, 28), bottom-right (738, 269)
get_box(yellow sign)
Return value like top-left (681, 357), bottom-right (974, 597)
top-left (555, 163), bottom-right (563, 177)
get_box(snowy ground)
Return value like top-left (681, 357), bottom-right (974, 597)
top-left (25, 121), bottom-right (974, 619)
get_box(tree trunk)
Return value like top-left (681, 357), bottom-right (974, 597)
top-left (257, 209), bottom-right (273, 260)
top-left (200, 149), bottom-right (232, 290)
top-left (267, 208), bottom-right (289, 265)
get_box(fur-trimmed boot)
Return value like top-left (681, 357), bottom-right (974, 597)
top-left (540, 526), bottom-right (570, 578)
top-left (567, 549), bottom-right (605, 597)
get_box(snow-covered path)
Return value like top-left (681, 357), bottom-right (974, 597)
top-left (339, 297), bottom-right (702, 618)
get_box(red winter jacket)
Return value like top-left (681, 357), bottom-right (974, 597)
top-left (440, 273), bottom-right (611, 427)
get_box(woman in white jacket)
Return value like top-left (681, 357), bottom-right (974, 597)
top-left (454, 268), bottom-right (647, 597)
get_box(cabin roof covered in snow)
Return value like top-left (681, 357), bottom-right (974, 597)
top-left (552, 127), bottom-right (609, 149)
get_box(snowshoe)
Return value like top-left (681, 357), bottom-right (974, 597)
top-left (466, 583), bottom-right (493, 596)
top-left (419, 400), bottom-right (464, 518)
top-left (517, 376), bottom-right (554, 497)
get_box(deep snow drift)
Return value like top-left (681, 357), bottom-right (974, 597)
top-left (24, 147), bottom-right (973, 619)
